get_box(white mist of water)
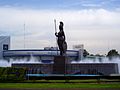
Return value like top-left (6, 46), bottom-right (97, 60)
top-left (0, 55), bottom-right (41, 67)
top-left (0, 56), bottom-right (120, 74)
top-left (71, 57), bottom-right (120, 74)
top-left (0, 59), bottom-right (11, 67)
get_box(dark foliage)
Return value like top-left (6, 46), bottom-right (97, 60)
top-left (0, 67), bottom-right (26, 82)
top-left (107, 49), bottom-right (120, 60)
top-left (83, 49), bottom-right (89, 57)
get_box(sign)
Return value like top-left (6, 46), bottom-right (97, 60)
top-left (3, 44), bottom-right (9, 50)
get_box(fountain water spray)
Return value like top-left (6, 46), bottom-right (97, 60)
top-left (71, 57), bottom-right (120, 73)
top-left (0, 56), bottom-right (120, 73)
top-left (0, 54), bottom-right (41, 67)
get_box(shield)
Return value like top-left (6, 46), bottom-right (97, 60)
top-left (63, 41), bottom-right (67, 54)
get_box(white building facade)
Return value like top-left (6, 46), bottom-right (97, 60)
top-left (0, 36), bottom-right (10, 59)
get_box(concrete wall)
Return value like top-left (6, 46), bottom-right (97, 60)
top-left (12, 63), bottom-right (119, 75)
top-left (67, 63), bottom-right (119, 75)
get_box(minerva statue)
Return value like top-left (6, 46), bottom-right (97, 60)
top-left (55, 21), bottom-right (67, 56)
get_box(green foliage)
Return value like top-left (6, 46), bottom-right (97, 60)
top-left (83, 49), bottom-right (89, 57)
top-left (0, 83), bottom-right (120, 89)
top-left (107, 49), bottom-right (120, 60)
top-left (0, 67), bottom-right (26, 82)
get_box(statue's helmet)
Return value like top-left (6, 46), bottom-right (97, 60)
top-left (60, 21), bottom-right (64, 26)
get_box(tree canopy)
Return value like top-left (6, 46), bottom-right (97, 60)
top-left (107, 49), bottom-right (120, 60)
top-left (83, 49), bottom-right (89, 57)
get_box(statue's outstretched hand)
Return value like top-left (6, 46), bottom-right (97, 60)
top-left (55, 32), bottom-right (57, 36)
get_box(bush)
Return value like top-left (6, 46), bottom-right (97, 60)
top-left (0, 67), bottom-right (26, 82)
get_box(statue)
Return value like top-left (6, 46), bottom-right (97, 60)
top-left (55, 21), bottom-right (67, 56)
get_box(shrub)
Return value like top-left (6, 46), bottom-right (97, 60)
top-left (0, 67), bottom-right (26, 82)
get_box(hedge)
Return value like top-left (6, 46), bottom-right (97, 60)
top-left (0, 67), bottom-right (26, 82)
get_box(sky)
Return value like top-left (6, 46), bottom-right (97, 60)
top-left (0, 0), bottom-right (120, 55)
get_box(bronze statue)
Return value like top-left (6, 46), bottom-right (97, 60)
top-left (55, 21), bottom-right (67, 56)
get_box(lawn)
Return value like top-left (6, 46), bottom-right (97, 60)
top-left (0, 83), bottom-right (120, 89)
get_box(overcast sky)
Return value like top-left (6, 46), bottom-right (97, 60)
top-left (0, 0), bottom-right (120, 54)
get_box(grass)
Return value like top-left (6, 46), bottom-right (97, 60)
top-left (0, 83), bottom-right (120, 89)
top-left (24, 79), bottom-right (120, 83)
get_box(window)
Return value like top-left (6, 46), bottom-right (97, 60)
top-left (3, 44), bottom-right (9, 50)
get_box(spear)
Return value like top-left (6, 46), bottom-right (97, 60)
top-left (54, 19), bottom-right (58, 55)
top-left (54, 19), bottom-right (57, 33)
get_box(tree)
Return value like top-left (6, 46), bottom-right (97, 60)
top-left (83, 49), bottom-right (89, 57)
top-left (107, 49), bottom-right (119, 60)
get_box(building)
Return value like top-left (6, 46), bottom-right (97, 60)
top-left (0, 36), bottom-right (10, 59)
top-left (1, 36), bottom-right (119, 76)
top-left (3, 49), bottom-right (81, 62)
top-left (0, 36), bottom-right (83, 61)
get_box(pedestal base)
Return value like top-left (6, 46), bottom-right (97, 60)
top-left (53, 56), bottom-right (67, 74)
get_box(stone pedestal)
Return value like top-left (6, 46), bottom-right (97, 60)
top-left (53, 56), bottom-right (67, 74)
